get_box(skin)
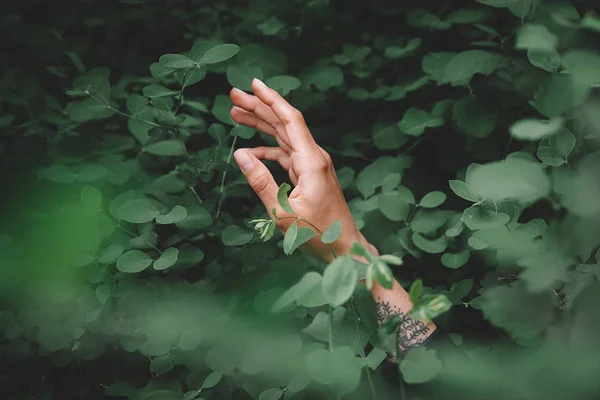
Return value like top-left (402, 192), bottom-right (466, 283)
top-left (229, 78), bottom-right (436, 359)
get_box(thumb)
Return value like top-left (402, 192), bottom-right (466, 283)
top-left (234, 148), bottom-right (278, 211)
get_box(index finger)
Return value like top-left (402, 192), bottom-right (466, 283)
top-left (251, 78), bottom-right (317, 152)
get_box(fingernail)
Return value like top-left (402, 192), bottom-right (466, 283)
top-left (234, 149), bottom-right (254, 173)
top-left (232, 87), bottom-right (244, 95)
top-left (253, 78), bottom-right (267, 88)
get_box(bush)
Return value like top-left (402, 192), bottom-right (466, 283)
top-left (1, 0), bottom-right (600, 399)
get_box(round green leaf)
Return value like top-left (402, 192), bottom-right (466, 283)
top-left (462, 206), bottom-right (510, 230)
top-left (441, 250), bottom-right (470, 269)
top-left (201, 371), bottom-right (222, 389)
top-left (397, 107), bottom-right (443, 136)
top-left (227, 65), bottom-right (263, 91)
top-left (265, 75), bottom-right (301, 96)
top-left (379, 191), bottom-right (411, 221)
top-left (199, 44), bottom-right (240, 64)
top-left (222, 225), bottom-right (253, 246)
top-left (400, 348), bottom-right (443, 384)
top-left (142, 84), bottom-right (179, 98)
top-left (95, 284), bottom-right (110, 304)
top-left (321, 220), bottom-right (342, 244)
top-left (527, 48), bottom-right (560, 72)
top-left (115, 199), bottom-right (160, 223)
top-left (156, 205), bottom-right (187, 224)
top-left (98, 244), bottom-right (124, 264)
top-left (419, 191), bottom-right (447, 208)
top-left (509, 117), bottom-right (564, 141)
top-left (322, 255), bottom-right (358, 307)
top-left (77, 164), bottom-right (108, 182)
top-left (116, 250), bottom-right (153, 273)
top-left (258, 388), bottom-right (283, 400)
top-left (159, 54), bottom-right (195, 69)
top-left (412, 232), bottom-right (448, 254)
top-left (81, 185), bottom-right (102, 208)
top-left (144, 140), bottom-right (187, 156)
top-left (153, 247), bottom-right (179, 270)
top-left (468, 158), bottom-right (550, 203)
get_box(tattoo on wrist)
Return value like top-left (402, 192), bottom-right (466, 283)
top-left (375, 298), bottom-right (433, 360)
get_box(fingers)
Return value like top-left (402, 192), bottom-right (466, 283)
top-left (249, 146), bottom-right (298, 185)
top-left (248, 146), bottom-right (290, 170)
top-left (230, 106), bottom-right (278, 137)
top-left (251, 78), bottom-right (317, 152)
top-left (233, 149), bottom-right (278, 212)
top-left (230, 87), bottom-right (291, 146)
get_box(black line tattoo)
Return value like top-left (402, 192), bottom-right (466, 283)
top-left (375, 298), bottom-right (433, 361)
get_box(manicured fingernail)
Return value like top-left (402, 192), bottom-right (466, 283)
top-left (253, 78), bottom-right (266, 88)
top-left (234, 149), bottom-right (254, 173)
top-left (232, 87), bottom-right (244, 94)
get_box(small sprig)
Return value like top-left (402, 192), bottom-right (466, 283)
top-left (249, 218), bottom-right (277, 241)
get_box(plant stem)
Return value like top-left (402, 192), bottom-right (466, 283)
top-left (114, 220), bottom-right (162, 254)
top-left (87, 92), bottom-right (160, 127)
top-left (189, 186), bottom-right (202, 204)
top-left (328, 305), bottom-right (334, 351)
top-left (174, 67), bottom-right (192, 116)
top-left (216, 136), bottom-right (238, 219)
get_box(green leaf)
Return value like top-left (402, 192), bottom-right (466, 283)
top-left (441, 250), bottom-right (470, 269)
top-left (527, 48), bottom-right (560, 72)
top-left (201, 371), bottom-right (222, 389)
top-left (443, 50), bottom-right (502, 86)
top-left (199, 44), bottom-right (240, 64)
top-left (373, 123), bottom-right (408, 150)
top-left (258, 389), bottom-right (283, 400)
top-left (400, 348), bottom-right (443, 384)
top-left (384, 38), bottom-right (422, 59)
top-left (227, 65), bottom-right (263, 92)
top-left (372, 260), bottom-right (394, 289)
top-left (549, 128), bottom-right (576, 158)
top-left (509, 117), bottom-right (563, 141)
top-left (321, 220), bottom-right (342, 243)
top-left (379, 191), bottom-right (411, 221)
top-left (272, 271), bottom-right (323, 312)
top-left (144, 140), bottom-right (187, 156)
top-left (81, 185), bottom-right (102, 208)
top-left (98, 244), bottom-right (124, 264)
top-left (412, 232), bottom-right (448, 254)
top-left (537, 146), bottom-right (565, 167)
top-left (468, 158), bottom-right (551, 203)
top-left (116, 250), bottom-right (153, 273)
top-left (422, 52), bottom-right (457, 83)
top-left (265, 75), bottom-right (302, 96)
top-left (153, 247), bottom-right (179, 270)
top-left (481, 281), bottom-right (556, 339)
top-left (150, 356), bottom-right (173, 375)
top-left (379, 254), bottom-right (403, 266)
top-left (115, 199), bottom-right (160, 223)
top-left (222, 225), bottom-right (253, 246)
top-left (411, 209), bottom-right (447, 234)
top-left (283, 222), bottom-right (315, 255)
top-left (159, 54), bottom-right (195, 69)
top-left (462, 206), bottom-right (510, 230)
top-left (155, 205), bottom-right (187, 224)
top-left (515, 24), bottom-right (558, 51)
top-left (409, 279), bottom-right (423, 303)
top-left (562, 50), bottom-right (600, 89)
top-left (397, 107), bottom-right (443, 136)
top-left (322, 255), bottom-right (357, 307)
top-left (448, 180), bottom-right (479, 202)
top-left (77, 164), bottom-right (108, 182)
top-left (96, 284), bottom-right (110, 304)
top-left (142, 84), bottom-right (178, 98)
top-left (419, 191), bottom-right (446, 208)
top-left (277, 183), bottom-right (295, 214)
top-left (150, 63), bottom-right (176, 78)
top-left (366, 348), bottom-right (387, 370)
top-left (287, 374), bottom-right (310, 392)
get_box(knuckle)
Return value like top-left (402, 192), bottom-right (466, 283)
top-left (288, 109), bottom-right (304, 124)
top-left (250, 172), bottom-right (271, 194)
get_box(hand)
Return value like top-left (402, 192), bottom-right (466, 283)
top-left (229, 78), bottom-right (376, 262)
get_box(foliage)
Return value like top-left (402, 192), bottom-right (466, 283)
top-left (1, 0), bottom-right (600, 399)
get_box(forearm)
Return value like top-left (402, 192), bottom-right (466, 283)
top-left (350, 242), bottom-right (437, 359)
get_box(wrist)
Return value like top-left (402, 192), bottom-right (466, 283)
top-left (324, 231), bottom-right (378, 264)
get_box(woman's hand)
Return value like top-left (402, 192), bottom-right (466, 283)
top-left (229, 78), bottom-right (376, 262)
